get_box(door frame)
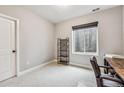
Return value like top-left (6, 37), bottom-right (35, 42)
top-left (0, 13), bottom-right (20, 77)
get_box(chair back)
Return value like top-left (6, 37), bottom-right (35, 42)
top-left (90, 56), bottom-right (103, 86)
top-left (90, 56), bottom-right (101, 78)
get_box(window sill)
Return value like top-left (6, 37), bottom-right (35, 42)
top-left (72, 52), bottom-right (98, 56)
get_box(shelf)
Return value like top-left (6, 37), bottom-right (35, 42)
top-left (57, 38), bottom-right (69, 65)
top-left (59, 60), bottom-right (69, 62)
top-left (59, 50), bottom-right (69, 51)
top-left (58, 55), bottom-right (69, 57)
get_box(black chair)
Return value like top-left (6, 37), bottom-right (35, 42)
top-left (90, 56), bottom-right (124, 87)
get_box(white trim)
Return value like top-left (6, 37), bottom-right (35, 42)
top-left (0, 13), bottom-right (20, 77)
top-left (53, 59), bottom-right (57, 62)
top-left (15, 20), bottom-right (20, 76)
top-left (0, 13), bottom-right (19, 21)
top-left (72, 52), bottom-right (98, 56)
top-left (54, 58), bottom-right (92, 70)
top-left (18, 60), bottom-right (55, 76)
top-left (70, 62), bottom-right (92, 70)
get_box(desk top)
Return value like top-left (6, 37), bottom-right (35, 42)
top-left (105, 58), bottom-right (124, 81)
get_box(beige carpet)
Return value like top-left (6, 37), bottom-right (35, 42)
top-left (0, 62), bottom-right (96, 87)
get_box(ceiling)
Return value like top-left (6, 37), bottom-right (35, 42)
top-left (24, 5), bottom-right (117, 23)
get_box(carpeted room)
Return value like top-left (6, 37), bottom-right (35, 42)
top-left (0, 5), bottom-right (124, 87)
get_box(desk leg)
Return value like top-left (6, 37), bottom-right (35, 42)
top-left (104, 59), bottom-right (109, 74)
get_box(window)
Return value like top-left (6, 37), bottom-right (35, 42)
top-left (72, 22), bottom-right (98, 55)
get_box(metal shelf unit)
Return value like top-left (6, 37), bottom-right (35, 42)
top-left (57, 38), bottom-right (69, 65)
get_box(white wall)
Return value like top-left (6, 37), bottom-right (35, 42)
top-left (0, 6), bottom-right (55, 71)
top-left (55, 6), bottom-right (123, 67)
top-left (0, 5), bottom-right (122, 71)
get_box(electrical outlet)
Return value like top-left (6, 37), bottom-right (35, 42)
top-left (27, 60), bottom-right (30, 65)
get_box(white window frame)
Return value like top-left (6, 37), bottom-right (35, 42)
top-left (72, 27), bottom-right (99, 56)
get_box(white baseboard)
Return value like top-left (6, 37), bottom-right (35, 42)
top-left (54, 59), bottom-right (91, 70)
top-left (53, 59), bottom-right (57, 62)
top-left (69, 62), bottom-right (92, 70)
top-left (18, 60), bottom-right (55, 76)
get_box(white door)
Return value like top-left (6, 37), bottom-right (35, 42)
top-left (0, 16), bottom-right (16, 81)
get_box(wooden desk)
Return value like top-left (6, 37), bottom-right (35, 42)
top-left (105, 58), bottom-right (124, 81)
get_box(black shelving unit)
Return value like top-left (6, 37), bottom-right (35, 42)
top-left (57, 38), bottom-right (69, 65)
